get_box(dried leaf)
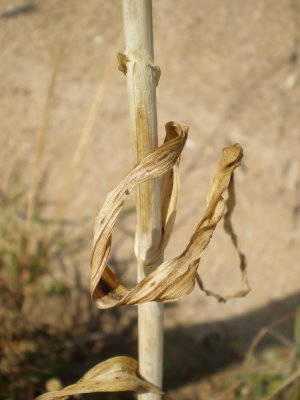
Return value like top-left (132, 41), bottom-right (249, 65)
top-left (35, 356), bottom-right (162, 400)
top-left (159, 122), bottom-right (184, 254)
top-left (91, 121), bottom-right (187, 308)
top-left (137, 121), bottom-right (186, 267)
top-left (196, 174), bottom-right (250, 302)
top-left (91, 121), bottom-right (249, 309)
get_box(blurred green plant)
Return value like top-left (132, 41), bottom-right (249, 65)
top-left (227, 309), bottom-right (300, 400)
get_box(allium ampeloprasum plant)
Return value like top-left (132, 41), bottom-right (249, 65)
top-left (36, 1), bottom-right (249, 399)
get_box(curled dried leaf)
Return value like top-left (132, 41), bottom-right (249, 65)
top-left (196, 175), bottom-right (250, 302)
top-left (35, 356), bottom-right (162, 400)
top-left (91, 121), bottom-right (249, 309)
top-left (91, 121), bottom-right (187, 308)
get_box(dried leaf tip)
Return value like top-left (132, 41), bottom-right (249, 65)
top-left (222, 143), bottom-right (243, 168)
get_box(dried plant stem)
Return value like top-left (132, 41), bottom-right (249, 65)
top-left (122, 0), bottom-right (163, 398)
top-left (26, 0), bottom-right (73, 232)
top-left (26, 38), bottom-right (63, 229)
top-left (53, 35), bottom-right (122, 225)
top-left (246, 311), bottom-right (300, 361)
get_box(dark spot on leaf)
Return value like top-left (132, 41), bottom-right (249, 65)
top-left (290, 51), bottom-right (298, 64)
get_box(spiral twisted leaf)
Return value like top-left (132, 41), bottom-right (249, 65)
top-left (91, 121), bottom-right (250, 309)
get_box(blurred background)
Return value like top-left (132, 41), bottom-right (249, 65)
top-left (0, 0), bottom-right (300, 399)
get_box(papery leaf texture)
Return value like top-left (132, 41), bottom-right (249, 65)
top-left (90, 121), bottom-right (250, 309)
top-left (35, 356), bottom-right (162, 400)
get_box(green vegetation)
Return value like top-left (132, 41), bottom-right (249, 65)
top-left (225, 310), bottom-right (300, 400)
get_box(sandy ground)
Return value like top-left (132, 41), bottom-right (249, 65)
top-left (1, 0), bottom-right (300, 394)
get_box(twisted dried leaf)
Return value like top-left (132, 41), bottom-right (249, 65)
top-left (91, 121), bottom-right (187, 308)
top-left (196, 175), bottom-right (250, 302)
top-left (91, 121), bottom-right (249, 309)
top-left (35, 356), bottom-right (162, 400)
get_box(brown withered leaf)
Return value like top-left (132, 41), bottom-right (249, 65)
top-left (138, 121), bottom-right (186, 267)
top-left (159, 122), bottom-right (183, 256)
top-left (91, 121), bottom-right (249, 309)
top-left (35, 356), bottom-right (162, 400)
top-left (91, 121), bottom-right (187, 308)
top-left (196, 174), bottom-right (250, 302)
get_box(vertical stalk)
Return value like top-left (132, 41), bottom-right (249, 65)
top-left (121, 1), bottom-right (163, 398)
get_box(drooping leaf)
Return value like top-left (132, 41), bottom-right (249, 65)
top-left (35, 356), bottom-right (162, 400)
